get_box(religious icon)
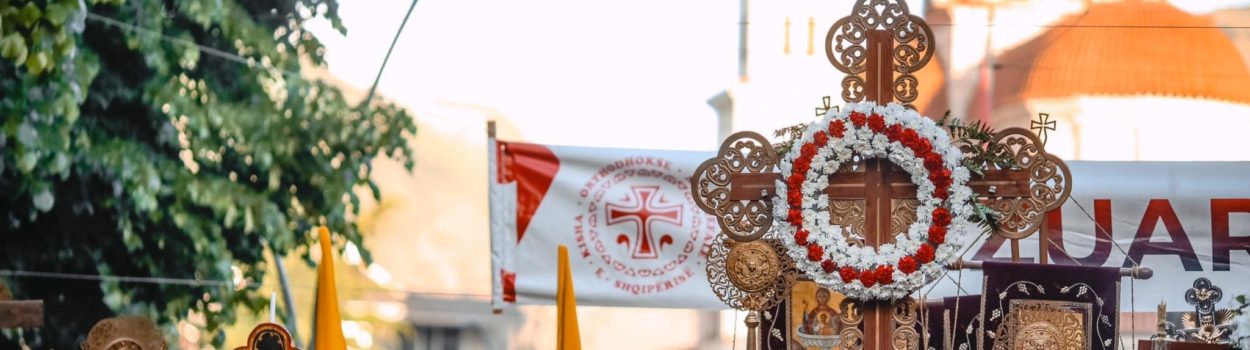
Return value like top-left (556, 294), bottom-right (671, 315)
top-left (790, 280), bottom-right (844, 350)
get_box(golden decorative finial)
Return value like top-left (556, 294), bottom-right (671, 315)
top-left (807, 17), bottom-right (815, 56)
top-left (1152, 300), bottom-right (1170, 349)
top-left (784, 17), bottom-right (792, 55)
top-left (1031, 113), bottom-right (1057, 146)
top-left (815, 96), bottom-right (835, 117)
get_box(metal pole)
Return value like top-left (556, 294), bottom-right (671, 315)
top-left (273, 248), bottom-right (302, 348)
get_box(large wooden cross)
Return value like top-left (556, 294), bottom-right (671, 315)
top-left (691, 2), bottom-right (1072, 349)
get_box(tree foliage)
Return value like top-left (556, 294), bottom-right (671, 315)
top-left (0, 0), bottom-right (415, 346)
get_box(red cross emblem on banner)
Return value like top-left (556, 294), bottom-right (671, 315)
top-left (606, 186), bottom-right (683, 259)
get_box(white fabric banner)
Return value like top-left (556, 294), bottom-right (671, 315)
top-left (488, 140), bottom-right (1250, 310)
top-left (925, 161), bottom-right (1250, 310)
top-left (489, 140), bottom-right (723, 309)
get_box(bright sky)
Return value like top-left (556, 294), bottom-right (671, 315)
top-left (309, 0), bottom-right (738, 151)
top-left (307, 0), bottom-right (1250, 150)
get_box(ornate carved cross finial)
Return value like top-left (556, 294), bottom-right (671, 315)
top-left (1174, 277), bottom-right (1236, 343)
top-left (1031, 113), bottom-right (1057, 146)
top-left (826, 0), bottom-right (935, 106)
top-left (233, 323), bottom-right (301, 350)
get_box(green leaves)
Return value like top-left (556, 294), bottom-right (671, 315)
top-left (0, 33), bottom-right (28, 64)
top-left (44, 1), bottom-right (78, 27)
top-left (16, 3), bottom-right (42, 27)
top-left (935, 111), bottom-right (1017, 176)
top-left (1, 0), bottom-right (416, 347)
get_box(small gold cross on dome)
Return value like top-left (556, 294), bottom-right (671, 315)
top-left (815, 96), bottom-right (836, 117)
top-left (1031, 113), bottom-right (1057, 146)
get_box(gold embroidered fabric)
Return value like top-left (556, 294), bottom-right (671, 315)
top-left (994, 299), bottom-right (1092, 350)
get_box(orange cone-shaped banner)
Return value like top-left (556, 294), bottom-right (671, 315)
top-left (314, 226), bottom-right (347, 350)
top-left (557, 245), bottom-right (581, 350)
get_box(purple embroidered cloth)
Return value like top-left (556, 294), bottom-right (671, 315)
top-left (945, 295), bottom-right (981, 350)
top-left (979, 261), bottom-right (1121, 350)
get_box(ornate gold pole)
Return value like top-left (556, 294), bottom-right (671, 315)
top-left (1151, 301), bottom-right (1169, 350)
top-left (745, 311), bottom-right (760, 350)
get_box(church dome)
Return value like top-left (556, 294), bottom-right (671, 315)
top-left (997, 0), bottom-right (1250, 104)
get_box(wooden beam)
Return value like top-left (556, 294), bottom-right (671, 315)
top-left (968, 169), bottom-right (1032, 197)
top-left (728, 173), bottom-right (782, 200)
top-left (0, 300), bottom-right (44, 328)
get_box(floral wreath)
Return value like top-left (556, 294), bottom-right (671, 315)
top-left (772, 102), bottom-right (975, 300)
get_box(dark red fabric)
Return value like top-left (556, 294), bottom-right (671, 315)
top-left (498, 141), bottom-right (560, 244)
top-left (946, 294), bottom-right (982, 350)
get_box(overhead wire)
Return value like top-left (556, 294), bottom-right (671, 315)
top-left (84, 12), bottom-right (303, 79)
top-left (0, 269), bottom-right (491, 299)
top-left (85, 9), bottom-right (478, 131)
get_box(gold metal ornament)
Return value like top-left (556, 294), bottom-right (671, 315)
top-left (726, 240), bottom-right (782, 293)
top-left (81, 316), bottom-right (167, 350)
top-left (707, 237), bottom-right (796, 311)
top-left (993, 300), bottom-right (1090, 350)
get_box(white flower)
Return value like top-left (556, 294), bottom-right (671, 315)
top-left (1232, 301), bottom-right (1250, 350)
top-left (771, 101), bottom-right (974, 301)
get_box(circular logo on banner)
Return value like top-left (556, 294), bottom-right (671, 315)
top-left (574, 156), bottom-right (716, 296)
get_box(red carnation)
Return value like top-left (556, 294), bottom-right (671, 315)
top-left (839, 266), bottom-right (857, 283)
top-left (932, 207), bottom-right (951, 226)
top-left (795, 229), bottom-right (810, 245)
top-left (885, 124), bottom-right (904, 141)
top-left (928, 168), bottom-right (952, 188)
top-left (876, 265), bottom-right (895, 285)
top-left (788, 190), bottom-right (803, 208)
top-left (928, 225), bottom-right (947, 244)
top-left (787, 174), bottom-right (804, 189)
top-left (829, 120), bottom-right (846, 138)
top-left (788, 208), bottom-right (803, 226)
top-left (910, 138), bottom-right (932, 155)
top-left (807, 244), bottom-right (825, 262)
top-left (813, 131), bottom-right (829, 147)
top-left (898, 256), bottom-right (919, 274)
top-left (800, 143), bottom-right (818, 158)
top-left (793, 158), bottom-right (811, 174)
top-left (859, 269), bottom-right (878, 287)
top-left (934, 186), bottom-right (949, 200)
top-left (868, 114), bottom-right (886, 132)
top-left (913, 148), bottom-right (931, 160)
top-left (901, 128), bottom-right (919, 146)
top-left (924, 153), bottom-right (944, 172)
top-left (850, 112), bottom-right (867, 127)
top-left (821, 260), bottom-right (837, 273)
top-left (916, 244), bottom-right (936, 263)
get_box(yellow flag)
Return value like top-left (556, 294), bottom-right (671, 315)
top-left (557, 245), bottom-right (581, 350)
top-left (314, 226), bottom-right (347, 350)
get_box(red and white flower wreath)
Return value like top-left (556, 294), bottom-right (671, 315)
top-left (772, 102), bottom-right (975, 301)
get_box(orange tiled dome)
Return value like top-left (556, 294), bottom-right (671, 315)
top-left (999, 0), bottom-right (1250, 103)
